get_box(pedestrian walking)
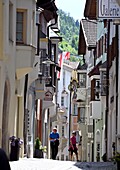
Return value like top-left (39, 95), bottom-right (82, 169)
top-left (68, 131), bottom-right (78, 161)
top-left (49, 127), bottom-right (59, 160)
top-left (0, 148), bottom-right (11, 170)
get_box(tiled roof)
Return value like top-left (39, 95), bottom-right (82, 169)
top-left (81, 19), bottom-right (97, 47)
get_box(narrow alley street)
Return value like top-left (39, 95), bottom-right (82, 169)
top-left (1, 0), bottom-right (120, 169)
top-left (10, 158), bottom-right (117, 170)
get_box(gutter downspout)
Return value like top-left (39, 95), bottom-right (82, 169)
top-left (47, 14), bottom-right (58, 58)
top-left (36, 23), bottom-right (40, 56)
top-left (105, 20), bottom-right (110, 159)
top-left (23, 74), bottom-right (28, 155)
top-left (115, 25), bottom-right (119, 152)
top-left (47, 14), bottom-right (58, 86)
top-left (42, 13), bottom-right (58, 157)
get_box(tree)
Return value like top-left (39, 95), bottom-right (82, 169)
top-left (58, 9), bottom-right (80, 55)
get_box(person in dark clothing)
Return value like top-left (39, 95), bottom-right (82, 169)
top-left (49, 127), bottom-right (59, 160)
top-left (0, 148), bottom-right (11, 170)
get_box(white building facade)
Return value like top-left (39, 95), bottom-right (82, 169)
top-left (0, 0), bottom-right (37, 157)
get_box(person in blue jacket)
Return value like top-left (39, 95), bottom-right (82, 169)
top-left (49, 127), bottom-right (59, 160)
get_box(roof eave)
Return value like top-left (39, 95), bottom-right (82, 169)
top-left (84, 0), bottom-right (97, 20)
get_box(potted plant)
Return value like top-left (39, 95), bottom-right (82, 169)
top-left (101, 153), bottom-right (107, 162)
top-left (34, 137), bottom-right (47, 158)
top-left (113, 152), bottom-right (120, 170)
top-left (9, 136), bottom-right (23, 161)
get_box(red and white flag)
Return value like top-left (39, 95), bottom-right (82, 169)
top-left (63, 52), bottom-right (70, 60)
top-left (57, 53), bottom-right (62, 79)
top-left (57, 52), bottom-right (70, 80)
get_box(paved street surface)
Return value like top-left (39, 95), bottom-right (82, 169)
top-left (10, 158), bottom-right (117, 170)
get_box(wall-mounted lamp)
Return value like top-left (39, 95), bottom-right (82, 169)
top-left (95, 81), bottom-right (100, 99)
top-left (42, 57), bottom-right (54, 66)
top-left (62, 87), bottom-right (68, 97)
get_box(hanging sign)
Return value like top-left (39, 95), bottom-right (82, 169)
top-left (44, 90), bottom-right (53, 101)
top-left (98, 0), bottom-right (120, 19)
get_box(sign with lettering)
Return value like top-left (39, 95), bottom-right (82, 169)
top-left (44, 90), bottom-right (53, 101)
top-left (98, 0), bottom-right (120, 19)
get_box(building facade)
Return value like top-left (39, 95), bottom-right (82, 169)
top-left (57, 58), bottom-right (79, 160)
top-left (0, 0), bottom-right (37, 157)
top-left (79, 0), bottom-right (120, 161)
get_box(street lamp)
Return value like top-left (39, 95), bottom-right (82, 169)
top-left (42, 57), bottom-right (54, 66)
top-left (68, 78), bottom-right (79, 147)
top-left (42, 57), bottom-right (54, 85)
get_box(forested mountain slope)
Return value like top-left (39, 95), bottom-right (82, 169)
top-left (58, 9), bottom-right (80, 56)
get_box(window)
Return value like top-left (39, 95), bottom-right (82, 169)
top-left (39, 49), bottom-right (48, 76)
top-left (73, 104), bottom-right (77, 115)
top-left (100, 71), bottom-right (106, 96)
top-left (51, 44), bottom-right (56, 62)
top-left (9, 1), bottom-right (13, 41)
top-left (61, 97), bottom-right (64, 106)
top-left (78, 73), bottom-right (86, 88)
top-left (78, 107), bottom-right (85, 123)
top-left (16, 9), bottom-right (26, 44)
top-left (96, 143), bottom-right (100, 162)
top-left (63, 71), bottom-right (65, 86)
top-left (62, 126), bottom-right (64, 137)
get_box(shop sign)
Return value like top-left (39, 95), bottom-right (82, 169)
top-left (44, 90), bottom-right (53, 101)
top-left (98, 0), bottom-right (120, 19)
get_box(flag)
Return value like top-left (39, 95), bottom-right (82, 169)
top-left (57, 53), bottom-right (62, 79)
top-left (57, 52), bottom-right (70, 79)
top-left (64, 52), bottom-right (70, 60)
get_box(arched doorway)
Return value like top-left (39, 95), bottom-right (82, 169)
top-left (2, 80), bottom-right (10, 154)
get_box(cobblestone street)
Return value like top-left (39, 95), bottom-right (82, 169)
top-left (10, 158), bottom-right (117, 170)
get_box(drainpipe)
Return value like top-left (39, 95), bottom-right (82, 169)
top-left (105, 20), bottom-right (110, 159)
top-left (42, 13), bottom-right (58, 156)
top-left (36, 23), bottom-right (40, 56)
top-left (47, 14), bottom-right (58, 58)
top-left (115, 25), bottom-right (119, 152)
top-left (23, 74), bottom-right (28, 155)
top-left (36, 8), bottom-right (41, 56)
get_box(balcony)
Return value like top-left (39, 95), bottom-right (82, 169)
top-left (40, 37), bottom-right (48, 50)
top-left (16, 45), bottom-right (36, 79)
top-left (90, 101), bottom-right (101, 119)
top-left (76, 88), bottom-right (86, 102)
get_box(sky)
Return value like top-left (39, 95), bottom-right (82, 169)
top-left (55, 0), bottom-right (86, 21)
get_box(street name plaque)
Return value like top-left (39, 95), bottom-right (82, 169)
top-left (98, 0), bottom-right (120, 19)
